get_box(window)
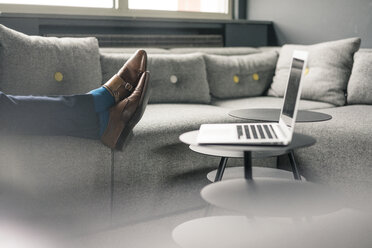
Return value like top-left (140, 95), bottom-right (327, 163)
top-left (0, 0), bottom-right (113, 8)
top-left (0, 0), bottom-right (231, 19)
top-left (128, 0), bottom-right (229, 14)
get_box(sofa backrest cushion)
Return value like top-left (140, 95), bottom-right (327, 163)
top-left (347, 50), bottom-right (372, 105)
top-left (99, 47), bottom-right (171, 54)
top-left (204, 51), bottom-right (278, 99)
top-left (170, 47), bottom-right (261, 56)
top-left (268, 38), bottom-right (361, 106)
top-left (100, 53), bottom-right (211, 104)
top-left (0, 25), bottom-right (102, 95)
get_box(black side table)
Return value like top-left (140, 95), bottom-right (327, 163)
top-left (181, 108), bottom-right (330, 182)
top-left (180, 131), bottom-right (316, 181)
top-left (175, 131), bottom-right (347, 248)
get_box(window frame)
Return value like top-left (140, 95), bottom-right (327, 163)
top-left (0, 0), bottom-right (233, 20)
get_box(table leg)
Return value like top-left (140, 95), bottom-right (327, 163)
top-left (288, 150), bottom-right (301, 180)
top-left (244, 151), bottom-right (253, 180)
top-left (276, 155), bottom-right (280, 168)
top-left (214, 157), bottom-right (228, 182)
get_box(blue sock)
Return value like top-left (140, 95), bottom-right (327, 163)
top-left (88, 87), bottom-right (115, 137)
top-left (89, 86), bottom-right (115, 113)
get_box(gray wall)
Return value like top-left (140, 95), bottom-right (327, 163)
top-left (247, 0), bottom-right (372, 48)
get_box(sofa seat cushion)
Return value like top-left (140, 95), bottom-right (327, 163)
top-left (0, 25), bottom-right (102, 95)
top-left (268, 38), bottom-right (361, 106)
top-left (293, 105), bottom-right (372, 195)
top-left (211, 96), bottom-right (335, 110)
top-left (112, 104), bottom-right (236, 223)
top-left (111, 104), bottom-right (273, 224)
top-left (100, 53), bottom-right (211, 104)
top-left (134, 103), bottom-right (243, 136)
top-left (204, 52), bottom-right (278, 99)
top-left (0, 135), bottom-right (111, 230)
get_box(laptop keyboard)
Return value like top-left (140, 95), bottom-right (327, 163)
top-left (237, 124), bottom-right (278, 140)
top-left (250, 125), bottom-right (258, 139)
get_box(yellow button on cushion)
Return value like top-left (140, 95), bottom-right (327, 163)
top-left (252, 73), bottom-right (259, 81)
top-left (305, 67), bottom-right (309, 75)
top-left (54, 72), bottom-right (63, 82)
top-left (233, 75), bottom-right (240, 83)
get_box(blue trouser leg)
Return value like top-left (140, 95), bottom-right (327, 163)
top-left (0, 91), bottom-right (100, 139)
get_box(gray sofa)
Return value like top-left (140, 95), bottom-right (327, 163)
top-left (1, 25), bottom-right (371, 233)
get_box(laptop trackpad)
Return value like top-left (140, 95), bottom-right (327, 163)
top-left (198, 125), bottom-right (237, 143)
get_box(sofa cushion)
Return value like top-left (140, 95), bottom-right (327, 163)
top-left (268, 38), bottom-right (361, 106)
top-left (0, 25), bottom-right (102, 95)
top-left (347, 50), bottom-right (372, 104)
top-left (111, 103), bottom-right (248, 224)
top-left (0, 135), bottom-right (111, 230)
top-left (101, 53), bottom-right (211, 104)
top-left (100, 47), bottom-right (170, 54)
top-left (204, 51), bottom-right (278, 99)
top-left (169, 47), bottom-right (261, 56)
top-left (258, 46), bottom-right (281, 53)
top-left (212, 96), bottom-right (335, 110)
top-left (135, 104), bottom-right (241, 136)
top-left (294, 105), bottom-right (372, 193)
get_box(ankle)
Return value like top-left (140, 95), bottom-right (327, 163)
top-left (89, 86), bottom-right (115, 113)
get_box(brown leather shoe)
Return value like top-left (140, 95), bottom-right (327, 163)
top-left (101, 71), bottom-right (151, 150)
top-left (103, 50), bottom-right (147, 103)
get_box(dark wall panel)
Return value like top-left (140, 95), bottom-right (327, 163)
top-left (0, 17), bottom-right (39, 35)
top-left (0, 14), bottom-right (273, 47)
top-left (225, 23), bottom-right (268, 47)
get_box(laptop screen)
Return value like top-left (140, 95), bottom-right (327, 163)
top-left (282, 58), bottom-right (305, 120)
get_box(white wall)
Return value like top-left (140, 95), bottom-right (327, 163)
top-left (247, 0), bottom-right (372, 48)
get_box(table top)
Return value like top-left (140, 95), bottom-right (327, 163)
top-left (229, 108), bottom-right (332, 122)
top-left (206, 167), bottom-right (305, 182)
top-left (180, 130), bottom-right (316, 155)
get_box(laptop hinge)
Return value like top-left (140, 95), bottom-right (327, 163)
top-left (278, 121), bottom-right (292, 141)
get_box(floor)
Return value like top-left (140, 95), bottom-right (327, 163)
top-left (2, 167), bottom-right (372, 248)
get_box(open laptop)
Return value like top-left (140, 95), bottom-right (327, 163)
top-left (197, 50), bottom-right (308, 146)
